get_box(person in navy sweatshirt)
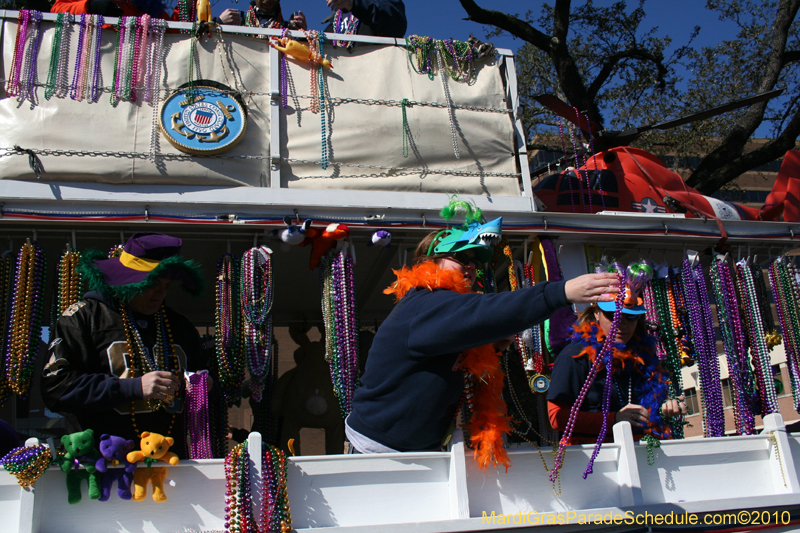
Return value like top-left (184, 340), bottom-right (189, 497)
top-left (41, 233), bottom-right (208, 458)
top-left (345, 212), bottom-right (618, 461)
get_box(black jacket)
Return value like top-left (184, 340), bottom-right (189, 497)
top-left (41, 292), bottom-right (207, 457)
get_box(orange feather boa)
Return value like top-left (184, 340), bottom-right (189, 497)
top-left (384, 261), bottom-right (513, 471)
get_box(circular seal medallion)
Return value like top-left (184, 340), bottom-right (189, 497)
top-left (159, 84), bottom-right (247, 155)
top-left (529, 373), bottom-right (550, 394)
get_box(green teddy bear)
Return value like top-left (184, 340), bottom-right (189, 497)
top-left (61, 429), bottom-right (102, 504)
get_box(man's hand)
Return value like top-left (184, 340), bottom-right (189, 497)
top-left (564, 272), bottom-right (619, 304)
top-left (87, 0), bottom-right (124, 16)
top-left (327, 0), bottom-right (354, 12)
top-left (219, 8), bottom-right (241, 25)
top-left (661, 395), bottom-right (688, 418)
top-left (615, 403), bottom-right (649, 427)
top-left (288, 10), bottom-right (307, 30)
top-left (141, 371), bottom-right (181, 402)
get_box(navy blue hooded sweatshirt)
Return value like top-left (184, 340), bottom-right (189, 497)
top-left (347, 280), bottom-right (568, 452)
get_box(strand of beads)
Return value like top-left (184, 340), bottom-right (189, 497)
top-left (5, 241), bottom-right (46, 399)
top-left (0, 253), bottom-right (14, 407)
top-left (569, 110), bottom-right (588, 212)
top-left (332, 9), bottom-right (359, 48)
top-left (319, 247), bottom-right (360, 418)
top-left (240, 247), bottom-right (274, 403)
top-left (6, 10), bottom-right (30, 97)
top-left (405, 35), bottom-right (477, 82)
top-left (682, 258), bottom-right (725, 437)
top-left (582, 271), bottom-right (625, 478)
top-left (13, 10), bottom-right (44, 103)
top-left (88, 15), bottom-right (105, 102)
top-left (44, 13), bottom-right (71, 100)
top-left (75, 13), bottom-right (94, 101)
top-left (1, 444), bottom-right (60, 488)
top-left (522, 262), bottom-right (544, 373)
top-left (770, 258), bottom-right (800, 411)
top-left (216, 254), bottom-right (244, 407)
top-left (186, 371), bottom-right (213, 459)
top-left (120, 301), bottom-right (180, 435)
top-left (435, 46), bottom-right (460, 159)
top-left (69, 14), bottom-right (88, 101)
top-left (224, 441), bottom-right (292, 533)
top-left (405, 35), bottom-right (436, 79)
top-left (549, 272), bottom-right (624, 483)
top-left (52, 248), bottom-right (82, 326)
top-left (146, 18), bottom-right (168, 161)
top-left (754, 260), bottom-right (780, 349)
top-left (736, 258), bottom-right (779, 414)
top-left (711, 258), bottom-right (756, 434)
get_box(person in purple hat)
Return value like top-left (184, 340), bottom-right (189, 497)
top-left (41, 232), bottom-right (209, 458)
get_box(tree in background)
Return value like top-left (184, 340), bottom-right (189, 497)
top-left (459, 0), bottom-right (799, 195)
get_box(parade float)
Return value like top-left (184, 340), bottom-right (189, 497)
top-left (1, 9), bottom-right (800, 532)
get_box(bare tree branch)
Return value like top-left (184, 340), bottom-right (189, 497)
top-left (783, 50), bottom-right (800, 66)
top-left (588, 47), bottom-right (667, 99)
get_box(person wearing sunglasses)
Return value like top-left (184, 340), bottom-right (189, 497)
top-left (344, 203), bottom-right (620, 465)
top-left (547, 267), bottom-right (687, 446)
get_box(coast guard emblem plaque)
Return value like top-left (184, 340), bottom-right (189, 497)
top-left (159, 85), bottom-right (247, 155)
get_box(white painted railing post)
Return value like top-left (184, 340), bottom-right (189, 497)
top-left (447, 429), bottom-right (470, 519)
top-left (762, 413), bottom-right (800, 492)
top-left (613, 421), bottom-right (643, 506)
top-left (248, 432), bottom-right (263, 518)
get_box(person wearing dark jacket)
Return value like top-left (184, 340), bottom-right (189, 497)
top-left (547, 282), bottom-right (687, 446)
top-left (217, 0), bottom-right (306, 30)
top-left (345, 203), bottom-right (617, 469)
top-left (41, 232), bottom-right (208, 458)
top-left (323, 0), bottom-right (406, 38)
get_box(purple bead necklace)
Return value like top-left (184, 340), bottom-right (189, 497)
top-left (681, 258), bottom-right (725, 437)
top-left (186, 371), bottom-right (213, 459)
top-left (711, 258), bottom-right (757, 434)
top-left (320, 248), bottom-right (360, 418)
top-left (549, 272), bottom-right (624, 483)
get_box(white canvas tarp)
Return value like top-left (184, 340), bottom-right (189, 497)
top-left (0, 17), bottom-right (521, 196)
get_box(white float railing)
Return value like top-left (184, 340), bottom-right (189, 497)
top-left (3, 415), bottom-right (800, 532)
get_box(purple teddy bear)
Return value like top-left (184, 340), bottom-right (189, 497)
top-left (95, 434), bottom-right (136, 501)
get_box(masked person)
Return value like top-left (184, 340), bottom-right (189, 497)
top-left (547, 264), bottom-right (687, 445)
top-left (41, 232), bottom-right (209, 458)
top-left (345, 200), bottom-right (619, 469)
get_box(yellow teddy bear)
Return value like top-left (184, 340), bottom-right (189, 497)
top-left (126, 432), bottom-right (180, 502)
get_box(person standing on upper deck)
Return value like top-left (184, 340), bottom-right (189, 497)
top-left (322, 0), bottom-right (406, 38)
top-left (217, 0), bottom-right (307, 30)
top-left (51, 0), bottom-right (177, 18)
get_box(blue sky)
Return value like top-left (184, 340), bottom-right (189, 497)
top-left (210, 0), bottom-right (738, 54)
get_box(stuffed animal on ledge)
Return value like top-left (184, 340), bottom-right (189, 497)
top-left (95, 434), bottom-right (136, 501)
top-left (270, 39), bottom-right (333, 69)
top-left (299, 222), bottom-right (350, 270)
top-left (126, 432), bottom-right (179, 503)
top-left (61, 429), bottom-right (102, 504)
top-left (61, 428), bottom-right (101, 473)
